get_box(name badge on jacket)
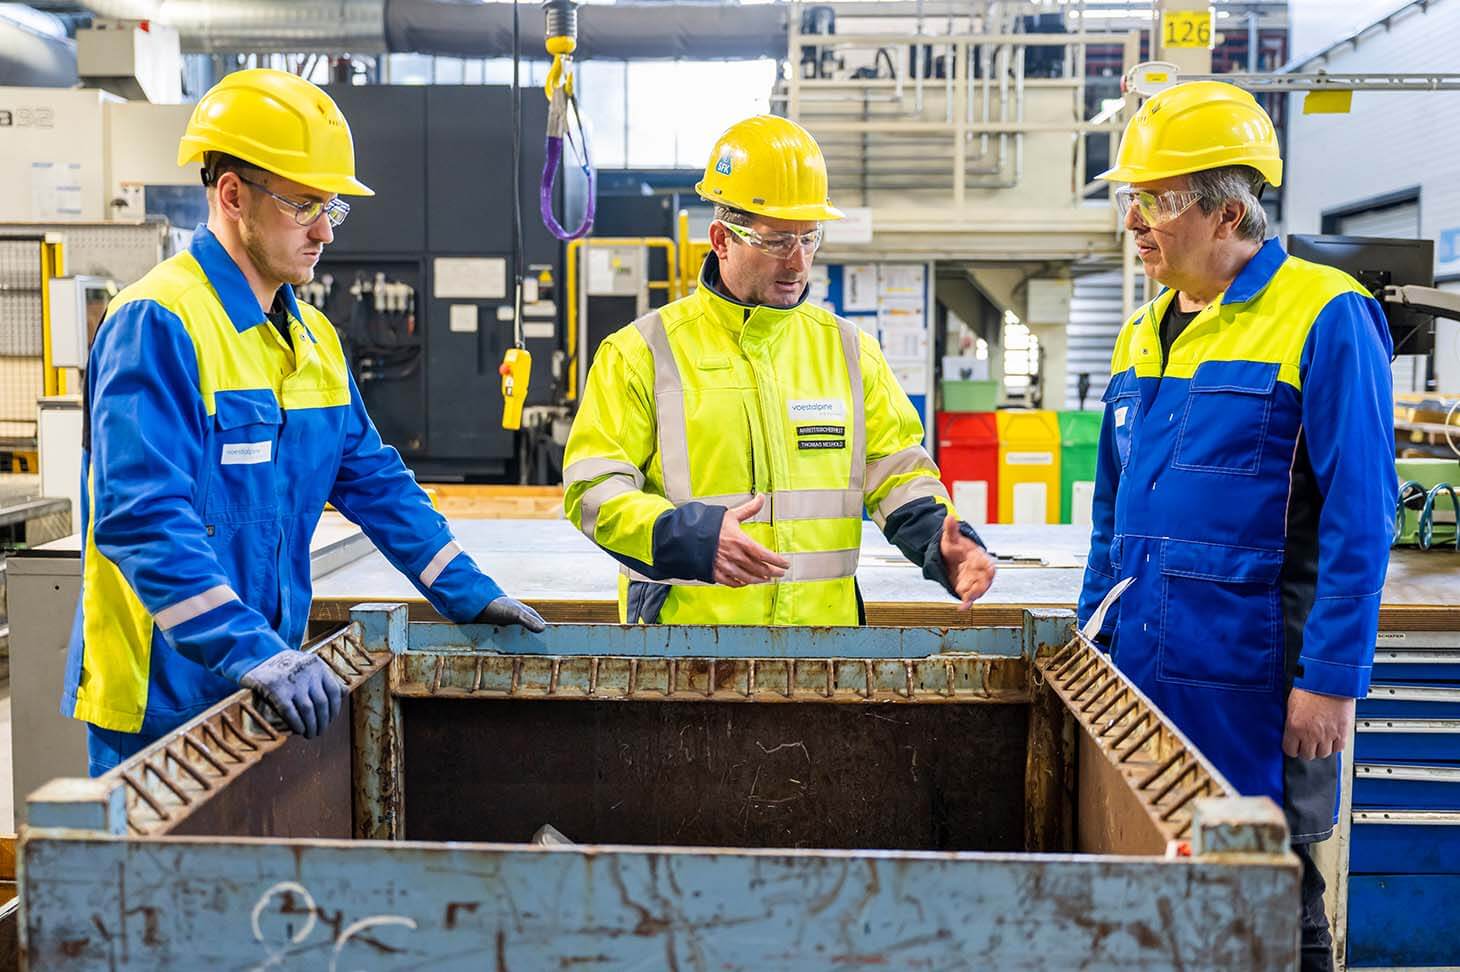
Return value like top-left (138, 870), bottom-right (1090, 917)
top-left (221, 441), bottom-right (272, 465)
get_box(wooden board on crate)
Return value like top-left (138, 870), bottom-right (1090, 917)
top-left (0, 835), bottom-right (14, 905)
top-left (1395, 394), bottom-right (1459, 458)
top-left (422, 484), bottom-right (564, 520)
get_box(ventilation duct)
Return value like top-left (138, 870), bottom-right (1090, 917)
top-left (0, 4), bottom-right (78, 87)
top-left (77, 0), bottom-right (787, 59)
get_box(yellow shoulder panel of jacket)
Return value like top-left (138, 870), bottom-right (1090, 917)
top-left (291, 300), bottom-right (353, 410)
top-left (105, 251), bottom-right (351, 414)
top-left (1110, 254), bottom-right (1372, 391)
top-left (1110, 304), bottom-right (1143, 375)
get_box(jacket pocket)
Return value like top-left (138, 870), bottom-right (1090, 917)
top-left (1157, 537), bottom-right (1283, 693)
top-left (205, 391), bottom-right (283, 523)
top-left (1102, 370), bottom-right (1140, 470)
top-left (1172, 361), bottom-right (1278, 475)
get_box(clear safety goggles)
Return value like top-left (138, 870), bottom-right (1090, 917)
top-left (239, 174), bottom-right (351, 228)
top-left (717, 219), bottom-right (823, 260)
top-left (1114, 186), bottom-right (1201, 227)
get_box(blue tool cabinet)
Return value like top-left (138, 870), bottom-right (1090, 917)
top-left (1342, 631), bottom-right (1460, 970)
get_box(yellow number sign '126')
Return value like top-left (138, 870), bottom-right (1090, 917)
top-left (1162, 11), bottom-right (1213, 50)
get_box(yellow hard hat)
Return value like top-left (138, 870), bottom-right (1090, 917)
top-left (1099, 81), bottom-right (1282, 188)
top-left (178, 68), bottom-right (373, 196)
top-left (696, 115), bottom-right (843, 221)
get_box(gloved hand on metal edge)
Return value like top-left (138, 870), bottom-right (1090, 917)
top-left (474, 596), bottom-right (547, 632)
top-left (240, 649), bottom-right (345, 738)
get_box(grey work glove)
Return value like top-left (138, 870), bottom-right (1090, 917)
top-left (473, 596), bottom-right (547, 632)
top-left (239, 649), bottom-right (345, 739)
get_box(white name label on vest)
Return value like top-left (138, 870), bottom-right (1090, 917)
top-left (1115, 406), bottom-right (1129, 428)
top-left (788, 398), bottom-right (847, 422)
top-left (221, 441), bottom-right (273, 465)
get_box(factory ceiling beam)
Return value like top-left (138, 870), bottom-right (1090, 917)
top-left (75, 0), bottom-right (789, 59)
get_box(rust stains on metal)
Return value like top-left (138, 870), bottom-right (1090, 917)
top-left (99, 622), bottom-right (387, 838)
top-left (1036, 632), bottom-right (1237, 850)
top-left (444, 901), bottom-right (480, 930)
top-left (393, 652), bottom-right (1030, 706)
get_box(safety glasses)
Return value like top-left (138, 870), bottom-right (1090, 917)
top-left (717, 219), bottom-right (823, 260)
top-left (238, 174), bottom-right (351, 228)
top-left (1115, 186), bottom-right (1201, 227)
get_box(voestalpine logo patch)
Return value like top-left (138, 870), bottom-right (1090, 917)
top-left (715, 152), bottom-right (733, 175)
top-left (221, 441), bottom-right (272, 465)
top-left (787, 399), bottom-right (847, 422)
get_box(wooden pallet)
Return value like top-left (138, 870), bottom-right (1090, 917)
top-left (420, 484), bottom-right (564, 520)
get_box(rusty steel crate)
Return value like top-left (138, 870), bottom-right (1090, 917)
top-left (19, 605), bottom-right (1299, 970)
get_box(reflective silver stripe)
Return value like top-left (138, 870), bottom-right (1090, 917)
top-left (865, 444), bottom-right (939, 495)
top-left (695, 492), bottom-right (770, 523)
top-left (564, 457), bottom-right (644, 489)
top-left (635, 311), bottom-right (693, 505)
top-left (872, 477), bottom-right (952, 530)
top-left (773, 488), bottom-right (864, 520)
top-left (784, 547), bottom-right (860, 583)
top-left (691, 489), bottom-right (863, 522)
top-left (420, 539), bottom-right (463, 587)
top-left (623, 546), bottom-right (859, 587)
top-left (154, 584), bottom-right (237, 630)
top-left (579, 477), bottom-right (640, 541)
top-left (836, 317), bottom-right (867, 491)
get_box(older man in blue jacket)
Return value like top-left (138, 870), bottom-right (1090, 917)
top-left (1079, 82), bottom-right (1396, 972)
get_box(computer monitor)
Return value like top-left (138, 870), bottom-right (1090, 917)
top-left (1286, 234), bottom-right (1435, 355)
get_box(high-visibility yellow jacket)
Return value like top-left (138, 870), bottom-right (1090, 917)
top-left (564, 254), bottom-right (978, 625)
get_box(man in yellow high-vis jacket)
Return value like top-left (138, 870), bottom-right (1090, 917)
top-left (563, 115), bottom-right (996, 625)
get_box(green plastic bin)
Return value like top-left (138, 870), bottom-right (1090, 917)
top-left (941, 380), bottom-right (1000, 413)
top-left (1058, 411), bottom-right (1103, 526)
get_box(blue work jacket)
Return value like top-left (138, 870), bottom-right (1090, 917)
top-left (63, 226), bottom-right (504, 737)
top-left (1077, 238), bottom-right (1396, 840)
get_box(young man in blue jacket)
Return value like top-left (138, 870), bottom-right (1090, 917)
top-left (65, 69), bottom-right (543, 776)
top-left (1080, 82), bottom-right (1396, 972)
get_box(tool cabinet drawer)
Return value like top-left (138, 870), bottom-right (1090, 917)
top-left (1371, 645), bottom-right (1460, 682)
top-left (1346, 874), bottom-right (1460, 968)
top-left (1353, 763), bottom-right (1460, 810)
top-left (1354, 719), bottom-right (1460, 762)
top-left (1348, 811), bottom-right (1460, 873)
top-left (1357, 684), bottom-right (1460, 721)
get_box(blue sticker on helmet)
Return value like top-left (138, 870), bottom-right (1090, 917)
top-left (715, 153), bottom-right (733, 176)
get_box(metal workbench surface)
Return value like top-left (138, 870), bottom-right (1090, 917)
top-left (313, 520), bottom-right (1093, 608)
top-left (312, 519), bottom-right (1460, 626)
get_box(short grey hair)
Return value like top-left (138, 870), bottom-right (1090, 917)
top-left (713, 204), bottom-right (752, 226)
top-left (1189, 165), bottom-right (1269, 242)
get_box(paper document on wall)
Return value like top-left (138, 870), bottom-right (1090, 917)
top-left (843, 265), bottom-right (878, 311)
top-left (448, 304), bottom-right (480, 333)
top-left (890, 361), bottom-right (930, 396)
top-left (878, 264), bottom-right (925, 298)
top-left (880, 327), bottom-right (928, 360)
top-left (434, 257), bottom-right (507, 299)
top-left (31, 162), bottom-right (83, 219)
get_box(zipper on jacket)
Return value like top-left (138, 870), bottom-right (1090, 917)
top-left (747, 355), bottom-right (782, 619)
top-left (744, 399), bottom-right (759, 494)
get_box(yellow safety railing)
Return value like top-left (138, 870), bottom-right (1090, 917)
top-left (565, 236), bottom-right (678, 402)
top-left (677, 209), bottom-right (712, 300)
top-left (40, 236), bottom-right (66, 397)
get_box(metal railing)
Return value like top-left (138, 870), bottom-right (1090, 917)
top-left (779, 6), bottom-right (1139, 209)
